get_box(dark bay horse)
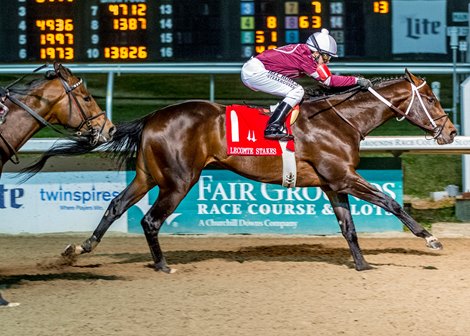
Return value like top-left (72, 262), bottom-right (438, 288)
top-left (31, 69), bottom-right (456, 273)
top-left (0, 63), bottom-right (115, 307)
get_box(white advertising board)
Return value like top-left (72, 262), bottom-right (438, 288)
top-left (0, 171), bottom-right (128, 234)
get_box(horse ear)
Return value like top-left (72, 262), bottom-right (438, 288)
top-left (54, 63), bottom-right (73, 81)
top-left (404, 68), bottom-right (420, 85)
top-left (53, 62), bottom-right (61, 75)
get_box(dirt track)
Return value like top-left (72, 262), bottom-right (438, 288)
top-left (1, 233), bottom-right (470, 336)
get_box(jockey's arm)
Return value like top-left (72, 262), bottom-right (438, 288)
top-left (310, 64), bottom-right (360, 87)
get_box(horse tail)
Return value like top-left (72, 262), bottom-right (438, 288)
top-left (103, 114), bottom-right (149, 168)
top-left (19, 113), bottom-right (152, 178)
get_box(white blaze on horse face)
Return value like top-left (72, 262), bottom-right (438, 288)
top-left (230, 110), bottom-right (239, 142)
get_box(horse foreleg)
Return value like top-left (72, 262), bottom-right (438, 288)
top-left (323, 189), bottom-right (373, 271)
top-left (345, 175), bottom-right (441, 250)
top-left (63, 176), bottom-right (153, 257)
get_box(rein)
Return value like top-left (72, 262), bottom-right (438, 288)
top-left (7, 94), bottom-right (67, 135)
top-left (311, 79), bottom-right (448, 141)
top-left (0, 64), bottom-right (103, 164)
top-left (326, 99), bottom-right (366, 140)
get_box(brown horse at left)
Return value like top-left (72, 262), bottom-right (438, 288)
top-left (0, 63), bottom-right (116, 307)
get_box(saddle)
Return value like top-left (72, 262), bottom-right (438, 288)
top-left (226, 104), bottom-right (298, 187)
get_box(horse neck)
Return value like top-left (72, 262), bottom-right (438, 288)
top-left (344, 80), bottom-right (410, 137)
top-left (0, 96), bottom-right (49, 164)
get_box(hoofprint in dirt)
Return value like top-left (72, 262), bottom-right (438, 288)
top-left (2, 233), bottom-right (470, 336)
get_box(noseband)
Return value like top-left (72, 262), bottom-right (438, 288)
top-left (368, 81), bottom-right (449, 139)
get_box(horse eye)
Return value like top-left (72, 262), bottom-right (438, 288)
top-left (427, 96), bottom-right (435, 104)
top-left (83, 96), bottom-right (92, 102)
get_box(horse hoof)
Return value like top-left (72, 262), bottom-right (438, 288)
top-left (355, 263), bottom-right (374, 271)
top-left (62, 244), bottom-right (82, 257)
top-left (157, 266), bottom-right (177, 274)
top-left (155, 263), bottom-right (176, 274)
top-left (0, 293), bottom-right (20, 308)
top-left (426, 239), bottom-right (443, 250)
top-left (0, 302), bottom-right (20, 308)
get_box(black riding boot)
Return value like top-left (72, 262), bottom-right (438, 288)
top-left (264, 102), bottom-right (293, 140)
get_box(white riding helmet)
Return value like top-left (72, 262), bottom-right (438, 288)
top-left (306, 28), bottom-right (338, 57)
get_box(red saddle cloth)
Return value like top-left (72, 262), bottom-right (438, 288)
top-left (226, 104), bottom-right (295, 156)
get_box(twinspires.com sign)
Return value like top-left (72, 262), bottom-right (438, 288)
top-left (0, 171), bottom-right (128, 234)
top-left (0, 168), bottom-right (402, 235)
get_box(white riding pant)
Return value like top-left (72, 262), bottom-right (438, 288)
top-left (241, 57), bottom-right (304, 108)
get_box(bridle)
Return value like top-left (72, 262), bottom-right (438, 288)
top-left (368, 80), bottom-right (449, 139)
top-left (0, 64), bottom-right (106, 163)
top-left (58, 75), bottom-right (106, 145)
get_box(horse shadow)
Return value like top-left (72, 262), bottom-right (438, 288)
top-left (0, 244), bottom-right (440, 289)
top-left (94, 243), bottom-right (441, 270)
top-left (0, 272), bottom-right (124, 289)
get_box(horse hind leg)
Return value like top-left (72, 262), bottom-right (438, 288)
top-left (140, 183), bottom-right (195, 274)
top-left (324, 189), bottom-right (373, 271)
top-left (62, 174), bottom-right (154, 258)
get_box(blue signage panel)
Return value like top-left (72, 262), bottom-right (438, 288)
top-left (127, 169), bottom-right (403, 235)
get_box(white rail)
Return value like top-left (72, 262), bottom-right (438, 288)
top-left (18, 136), bottom-right (470, 155)
top-left (1, 62), bottom-right (469, 119)
top-left (1, 62), bottom-right (470, 74)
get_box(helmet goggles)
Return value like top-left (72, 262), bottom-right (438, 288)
top-left (320, 53), bottom-right (331, 63)
top-left (306, 28), bottom-right (338, 59)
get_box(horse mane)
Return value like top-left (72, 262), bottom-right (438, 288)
top-left (19, 112), bottom-right (156, 178)
top-left (7, 71), bottom-right (56, 95)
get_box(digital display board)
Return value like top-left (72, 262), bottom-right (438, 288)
top-left (0, 0), bottom-right (467, 63)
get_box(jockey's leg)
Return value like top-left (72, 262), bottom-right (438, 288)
top-left (264, 101), bottom-right (294, 140)
top-left (264, 85), bottom-right (304, 140)
top-left (241, 58), bottom-right (303, 140)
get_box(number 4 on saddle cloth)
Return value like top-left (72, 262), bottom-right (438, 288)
top-left (226, 104), bottom-right (300, 187)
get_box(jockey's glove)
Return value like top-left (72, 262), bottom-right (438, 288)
top-left (357, 78), bottom-right (372, 89)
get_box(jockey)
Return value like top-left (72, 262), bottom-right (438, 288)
top-left (241, 28), bottom-right (372, 140)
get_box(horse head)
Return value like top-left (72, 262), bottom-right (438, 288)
top-left (399, 69), bottom-right (457, 145)
top-left (47, 62), bottom-right (115, 145)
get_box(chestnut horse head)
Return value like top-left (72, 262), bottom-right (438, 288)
top-left (45, 63), bottom-right (116, 144)
top-left (302, 68), bottom-right (456, 146)
top-left (372, 68), bottom-right (455, 144)
top-left (26, 69), bottom-right (456, 272)
top-left (0, 63), bottom-right (115, 167)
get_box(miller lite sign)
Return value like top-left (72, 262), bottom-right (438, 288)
top-left (392, 0), bottom-right (446, 54)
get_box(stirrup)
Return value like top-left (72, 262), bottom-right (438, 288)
top-left (264, 127), bottom-right (294, 141)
